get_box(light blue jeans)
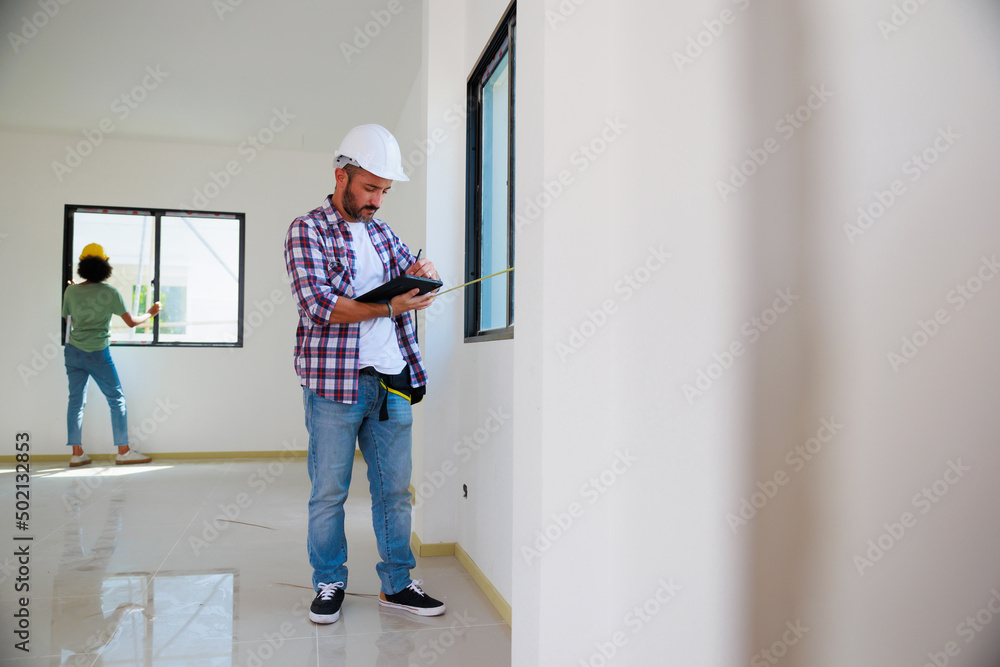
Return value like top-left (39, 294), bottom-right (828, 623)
top-left (65, 344), bottom-right (129, 448)
top-left (303, 376), bottom-right (415, 595)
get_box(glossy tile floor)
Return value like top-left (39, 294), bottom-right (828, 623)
top-left (0, 458), bottom-right (510, 666)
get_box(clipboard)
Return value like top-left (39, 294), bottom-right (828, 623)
top-left (355, 274), bottom-right (443, 304)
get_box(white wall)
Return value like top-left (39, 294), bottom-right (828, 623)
top-left (0, 129), bottom-right (423, 457)
top-left (513, 1), bottom-right (752, 664)
top-left (417, 0), bottom-right (516, 602)
top-left (503, 0), bottom-right (1000, 664)
top-left (503, 0), bottom-right (1000, 665)
top-left (776, 1), bottom-right (1000, 665)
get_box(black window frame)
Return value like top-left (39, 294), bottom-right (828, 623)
top-left (465, 2), bottom-right (516, 342)
top-left (62, 203), bottom-right (247, 348)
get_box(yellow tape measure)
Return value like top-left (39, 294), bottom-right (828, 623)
top-left (430, 267), bottom-right (514, 297)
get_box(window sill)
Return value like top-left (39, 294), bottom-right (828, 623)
top-left (464, 326), bottom-right (513, 343)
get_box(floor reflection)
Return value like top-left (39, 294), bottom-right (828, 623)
top-left (20, 459), bottom-right (510, 665)
top-left (51, 489), bottom-right (237, 666)
top-left (376, 607), bottom-right (431, 667)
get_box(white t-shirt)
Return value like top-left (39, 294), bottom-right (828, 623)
top-left (348, 222), bottom-right (406, 374)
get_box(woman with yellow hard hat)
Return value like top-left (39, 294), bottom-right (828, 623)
top-left (62, 243), bottom-right (162, 467)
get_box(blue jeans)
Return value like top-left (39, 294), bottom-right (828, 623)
top-left (65, 344), bottom-right (129, 448)
top-left (303, 376), bottom-right (415, 595)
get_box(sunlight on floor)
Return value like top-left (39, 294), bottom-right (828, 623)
top-left (38, 464), bottom-right (175, 479)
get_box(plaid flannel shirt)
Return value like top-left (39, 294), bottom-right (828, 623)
top-left (284, 196), bottom-right (427, 404)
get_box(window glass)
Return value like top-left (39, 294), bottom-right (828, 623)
top-left (64, 206), bottom-right (245, 347)
top-left (160, 216), bottom-right (241, 343)
top-left (71, 211), bottom-right (156, 344)
top-left (480, 51), bottom-right (510, 332)
top-left (465, 6), bottom-right (515, 340)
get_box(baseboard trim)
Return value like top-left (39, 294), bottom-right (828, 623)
top-left (0, 450), bottom-right (312, 463)
top-left (1, 449), bottom-right (375, 465)
top-left (411, 532), bottom-right (456, 557)
top-left (410, 532), bottom-right (511, 626)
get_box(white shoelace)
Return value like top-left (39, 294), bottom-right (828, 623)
top-left (405, 579), bottom-right (427, 596)
top-left (316, 581), bottom-right (345, 600)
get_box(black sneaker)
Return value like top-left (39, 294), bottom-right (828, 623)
top-left (309, 582), bottom-right (345, 624)
top-left (378, 579), bottom-right (446, 616)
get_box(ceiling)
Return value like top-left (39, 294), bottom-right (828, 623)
top-left (0, 0), bottom-right (424, 154)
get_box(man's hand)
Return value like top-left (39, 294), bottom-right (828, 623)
top-left (405, 258), bottom-right (438, 281)
top-left (329, 289), bottom-right (433, 324)
top-left (402, 256), bottom-right (439, 311)
top-left (390, 288), bottom-right (435, 316)
top-left (329, 256), bottom-right (438, 324)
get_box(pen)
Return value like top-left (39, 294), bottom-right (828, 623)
top-left (415, 249), bottom-right (422, 261)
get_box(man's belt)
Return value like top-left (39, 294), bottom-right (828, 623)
top-left (359, 366), bottom-right (412, 421)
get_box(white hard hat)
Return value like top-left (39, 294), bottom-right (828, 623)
top-left (333, 124), bottom-right (409, 182)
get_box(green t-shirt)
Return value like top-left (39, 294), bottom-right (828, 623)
top-left (61, 283), bottom-right (128, 352)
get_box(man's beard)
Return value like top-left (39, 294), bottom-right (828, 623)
top-left (342, 182), bottom-right (378, 222)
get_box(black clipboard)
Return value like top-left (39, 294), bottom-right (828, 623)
top-left (355, 274), bottom-right (443, 304)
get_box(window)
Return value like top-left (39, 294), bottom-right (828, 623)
top-left (62, 205), bottom-right (246, 346)
top-left (466, 4), bottom-right (515, 340)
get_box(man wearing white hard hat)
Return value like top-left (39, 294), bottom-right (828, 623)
top-left (284, 124), bottom-right (445, 624)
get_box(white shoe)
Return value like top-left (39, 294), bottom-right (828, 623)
top-left (115, 449), bottom-right (151, 465)
top-left (69, 453), bottom-right (92, 468)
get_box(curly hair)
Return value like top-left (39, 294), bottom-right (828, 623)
top-left (77, 257), bottom-right (113, 283)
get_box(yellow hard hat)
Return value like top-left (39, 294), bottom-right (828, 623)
top-left (80, 243), bottom-right (109, 260)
